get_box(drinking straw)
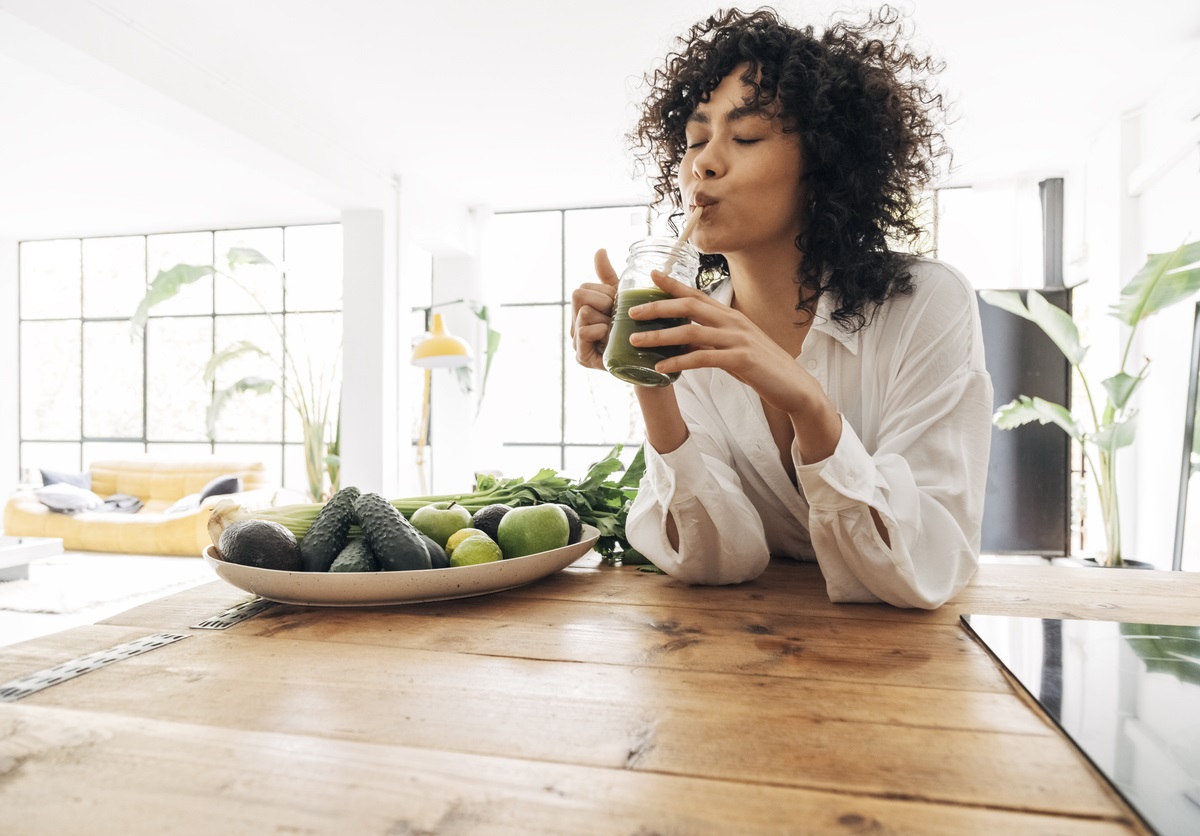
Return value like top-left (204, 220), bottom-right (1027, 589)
top-left (663, 205), bottom-right (704, 275)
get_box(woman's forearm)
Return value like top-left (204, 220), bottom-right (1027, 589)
top-left (636, 385), bottom-right (689, 455)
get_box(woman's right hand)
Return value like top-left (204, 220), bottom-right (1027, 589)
top-left (569, 248), bottom-right (620, 371)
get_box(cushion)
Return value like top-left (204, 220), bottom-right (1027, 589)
top-left (164, 493), bottom-right (202, 514)
top-left (40, 468), bottom-right (92, 490)
top-left (199, 474), bottom-right (243, 502)
top-left (33, 483), bottom-right (105, 513)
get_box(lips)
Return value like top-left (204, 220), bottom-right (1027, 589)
top-left (689, 193), bottom-right (719, 211)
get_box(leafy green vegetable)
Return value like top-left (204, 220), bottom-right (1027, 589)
top-left (254, 444), bottom-right (647, 562)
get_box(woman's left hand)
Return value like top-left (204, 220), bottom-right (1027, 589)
top-left (629, 270), bottom-right (814, 415)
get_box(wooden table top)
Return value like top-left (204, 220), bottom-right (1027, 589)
top-left (2, 556), bottom-right (1197, 835)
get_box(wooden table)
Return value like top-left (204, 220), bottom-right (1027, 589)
top-left (2, 556), bottom-right (1197, 834)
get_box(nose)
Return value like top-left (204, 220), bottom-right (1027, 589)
top-left (690, 143), bottom-right (724, 181)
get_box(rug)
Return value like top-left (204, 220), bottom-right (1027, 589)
top-left (0, 553), bottom-right (213, 614)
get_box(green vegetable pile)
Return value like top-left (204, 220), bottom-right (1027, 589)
top-left (252, 444), bottom-right (649, 564)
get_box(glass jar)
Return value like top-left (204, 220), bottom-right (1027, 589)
top-left (602, 237), bottom-right (701, 387)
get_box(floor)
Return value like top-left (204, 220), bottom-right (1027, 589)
top-left (0, 551), bottom-right (213, 649)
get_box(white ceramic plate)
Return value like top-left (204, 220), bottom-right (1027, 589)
top-left (202, 524), bottom-right (599, 607)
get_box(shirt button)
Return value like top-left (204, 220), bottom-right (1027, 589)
top-left (805, 359), bottom-right (817, 370)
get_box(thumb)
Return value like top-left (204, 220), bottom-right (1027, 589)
top-left (594, 249), bottom-right (620, 287)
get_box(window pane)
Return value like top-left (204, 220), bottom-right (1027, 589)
top-left (283, 442), bottom-right (309, 497)
top-left (83, 235), bottom-right (145, 319)
top-left (146, 317), bottom-right (212, 442)
top-left (285, 224), bottom-right (343, 312)
top-left (20, 239), bottom-right (80, 319)
top-left (20, 442), bottom-right (82, 481)
top-left (145, 443), bottom-right (214, 461)
top-left (147, 231), bottom-right (214, 317)
top-left (20, 320), bottom-right (81, 439)
top-left (563, 308), bottom-right (644, 446)
top-left (83, 320), bottom-right (144, 438)
top-left (83, 441), bottom-right (146, 466)
top-left (213, 443), bottom-right (283, 488)
top-left (564, 207), bottom-right (646, 295)
top-left (212, 314), bottom-right (284, 442)
top-left (282, 312), bottom-right (343, 442)
top-left (563, 444), bottom-right (641, 482)
top-left (490, 445), bottom-right (562, 481)
top-left (214, 228), bottom-right (284, 314)
top-left (489, 305), bottom-right (562, 444)
top-left (483, 212), bottom-right (562, 304)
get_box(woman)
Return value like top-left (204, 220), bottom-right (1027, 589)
top-left (570, 7), bottom-right (993, 608)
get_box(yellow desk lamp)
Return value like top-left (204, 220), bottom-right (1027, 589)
top-left (411, 313), bottom-right (472, 493)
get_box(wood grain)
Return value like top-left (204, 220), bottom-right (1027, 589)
top-left (2, 559), bottom-right (1190, 834)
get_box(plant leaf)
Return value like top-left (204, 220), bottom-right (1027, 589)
top-left (620, 444), bottom-right (647, 488)
top-left (1101, 371), bottom-right (1142, 411)
top-left (993, 395), bottom-right (1083, 441)
top-left (979, 290), bottom-right (1086, 365)
top-left (1111, 240), bottom-right (1200, 326)
top-left (471, 304), bottom-right (501, 415)
top-left (130, 264), bottom-right (216, 334)
top-left (205, 376), bottom-right (276, 439)
top-left (226, 247), bottom-right (274, 268)
top-left (1089, 413), bottom-right (1138, 454)
top-left (977, 290), bottom-right (1030, 320)
top-left (202, 340), bottom-right (271, 383)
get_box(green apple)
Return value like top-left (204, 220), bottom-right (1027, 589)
top-left (449, 534), bottom-right (503, 567)
top-left (496, 504), bottom-right (570, 559)
top-left (409, 501), bottom-right (473, 548)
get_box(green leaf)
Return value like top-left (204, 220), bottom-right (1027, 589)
top-left (979, 290), bottom-right (1086, 365)
top-left (202, 340), bottom-right (271, 383)
top-left (977, 290), bottom-right (1030, 320)
top-left (1089, 414), bottom-right (1138, 454)
top-left (130, 263), bottom-right (216, 334)
top-left (620, 444), bottom-right (647, 488)
top-left (1111, 240), bottom-right (1200, 326)
top-left (469, 304), bottom-right (501, 414)
top-left (1101, 371), bottom-right (1141, 411)
top-left (454, 365), bottom-right (474, 395)
top-left (578, 446), bottom-right (626, 492)
top-left (226, 247), bottom-right (274, 268)
top-left (205, 376), bottom-right (276, 439)
top-left (993, 396), bottom-right (1083, 441)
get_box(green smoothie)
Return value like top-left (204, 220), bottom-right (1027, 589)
top-left (604, 287), bottom-right (688, 387)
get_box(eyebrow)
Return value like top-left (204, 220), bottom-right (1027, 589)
top-left (686, 102), bottom-right (769, 125)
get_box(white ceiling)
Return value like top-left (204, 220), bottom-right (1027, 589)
top-left (1, 0), bottom-right (1198, 241)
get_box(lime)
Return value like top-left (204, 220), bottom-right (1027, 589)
top-left (449, 534), bottom-right (503, 567)
top-left (445, 527), bottom-right (487, 556)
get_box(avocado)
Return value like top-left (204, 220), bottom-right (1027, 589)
top-left (557, 503), bottom-right (583, 545)
top-left (328, 538), bottom-right (380, 572)
top-left (471, 503), bottom-right (512, 542)
top-left (354, 492), bottom-right (432, 571)
top-left (300, 486), bottom-right (361, 572)
top-left (218, 519), bottom-right (303, 571)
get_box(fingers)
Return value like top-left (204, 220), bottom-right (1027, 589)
top-left (594, 248), bottom-right (620, 286)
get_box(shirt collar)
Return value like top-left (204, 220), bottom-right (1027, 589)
top-left (707, 278), bottom-right (861, 356)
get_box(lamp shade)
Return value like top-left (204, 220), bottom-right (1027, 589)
top-left (412, 313), bottom-right (472, 369)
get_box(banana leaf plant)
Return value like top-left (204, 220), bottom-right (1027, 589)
top-left (130, 247), bottom-right (341, 502)
top-left (980, 240), bottom-right (1200, 566)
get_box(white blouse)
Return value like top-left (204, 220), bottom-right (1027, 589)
top-left (626, 257), bottom-right (994, 608)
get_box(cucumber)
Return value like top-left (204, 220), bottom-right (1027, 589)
top-left (328, 538), bottom-right (380, 573)
top-left (300, 486), bottom-right (362, 572)
top-left (354, 492), bottom-right (431, 571)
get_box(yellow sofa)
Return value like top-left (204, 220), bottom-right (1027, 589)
top-left (3, 458), bottom-right (285, 556)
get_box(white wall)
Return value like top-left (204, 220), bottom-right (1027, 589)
top-left (0, 240), bottom-right (18, 498)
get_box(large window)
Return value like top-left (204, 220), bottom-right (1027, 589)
top-left (17, 223), bottom-right (343, 494)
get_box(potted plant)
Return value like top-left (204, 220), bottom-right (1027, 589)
top-left (980, 240), bottom-right (1200, 567)
top-left (130, 247), bottom-right (341, 503)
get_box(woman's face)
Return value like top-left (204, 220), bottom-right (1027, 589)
top-left (677, 67), bottom-right (806, 259)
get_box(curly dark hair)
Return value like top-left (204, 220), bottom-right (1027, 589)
top-left (632, 5), bottom-right (950, 329)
